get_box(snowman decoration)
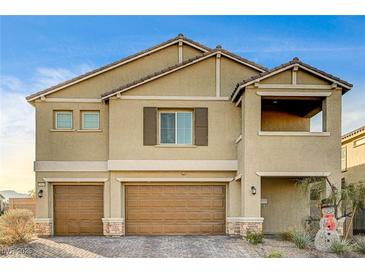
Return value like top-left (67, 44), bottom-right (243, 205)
top-left (314, 204), bottom-right (340, 252)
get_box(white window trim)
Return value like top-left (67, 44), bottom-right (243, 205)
top-left (55, 111), bottom-right (73, 130)
top-left (159, 111), bottom-right (193, 145)
top-left (81, 111), bottom-right (100, 130)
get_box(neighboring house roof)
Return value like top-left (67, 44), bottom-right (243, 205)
top-left (342, 125), bottom-right (365, 142)
top-left (26, 35), bottom-right (268, 102)
top-left (231, 57), bottom-right (353, 102)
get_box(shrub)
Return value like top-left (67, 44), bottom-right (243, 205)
top-left (0, 209), bottom-right (35, 245)
top-left (330, 239), bottom-right (353, 256)
top-left (277, 230), bottom-right (293, 242)
top-left (244, 230), bottom-right (264, 245)
top-left (265, 251), bottom-right (283, 258)
top-left (291, 231), bottom-right (312, 249)
top-left (353, 236), bottom-right (365, 254)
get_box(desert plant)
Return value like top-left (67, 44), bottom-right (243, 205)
top-left (265, 251), bottom-right (283, 258)
top-left (330, 239), bottom-right (353, 255)
top-left (244, 230), bottom-right (264, 245)
top-left (353, 235), bottom-right (365, 254)
top-left (277, 230), bottom-right (293, 242)
top-left (0, 209), bottom-right (35, 245)
top-left (291, 231), bottom-right (312, 249)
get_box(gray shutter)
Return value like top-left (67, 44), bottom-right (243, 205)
top-left (194, 108), bottom-right (208, 146)
top-left (143, 107), bottom-right (157, 145)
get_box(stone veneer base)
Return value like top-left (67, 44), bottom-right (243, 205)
top-left (102, 218), bottom-right (125, 236)
top-left (226, 217), bottom-right (264, 236)
top-left (34, 218), bottom-right (53, 237)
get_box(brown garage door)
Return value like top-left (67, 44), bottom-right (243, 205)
top-left (54, 185), bottom-right (103, 236)
top-left (125, 185), bottom-right (225, 235)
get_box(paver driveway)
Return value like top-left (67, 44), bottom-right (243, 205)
top-left (0, 236), bottom-right (249, 258)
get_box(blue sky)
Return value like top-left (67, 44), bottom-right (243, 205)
top-left (0, 16), bottom-right (365, 192)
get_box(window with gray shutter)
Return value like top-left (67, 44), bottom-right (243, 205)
top-left (194, 108), bottom-right (208, 146)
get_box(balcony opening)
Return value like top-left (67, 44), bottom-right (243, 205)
top-left (261, 96), bottom-right (325, 132)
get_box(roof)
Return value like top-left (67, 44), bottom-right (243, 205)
top-left (342, 125), bottom-right (365, 141)
top-left (101, 51), bottom-right (216, 99)
top-left (26, 34), bottom-right (211, 102)
top-left (231, 57), bottom-right (353, 102)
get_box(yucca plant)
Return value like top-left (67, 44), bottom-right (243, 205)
top-left (353, 236), bottom-right (365, 254)
top-left (330, 239), bottom-right (353, 255)
top-left (291, 231), bottom-right (312, 249)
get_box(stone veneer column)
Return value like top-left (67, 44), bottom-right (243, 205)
top-left (102, 218), bottom-right (125, 236)
top-left (226, 217), bottom-right (264, 236)
top-left (34, 218), bottom-right (53, 237)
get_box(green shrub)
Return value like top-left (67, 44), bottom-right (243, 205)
top-left (244, 230), bottom-right (264, 245)
top-left (353, 236), bottom-right (365, 254)
top-left (330, 239), bottom-right (353, 255)
top-left (291, 231), bottom-right (312, 249)
top-left (0, 209), bottom-right (35, 245)
top-left (265, 251), bottom-right (283, 258)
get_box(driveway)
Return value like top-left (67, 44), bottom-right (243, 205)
top-left (0, 236), bottom-right (249, 258)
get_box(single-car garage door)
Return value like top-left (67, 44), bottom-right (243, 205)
top-left (54, 185), bottom-right (103, 236)
top-left (125, 185), bottom-right (225, 235)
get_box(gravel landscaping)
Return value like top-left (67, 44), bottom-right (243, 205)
top-left (1, 235), bottom-right (365, 258)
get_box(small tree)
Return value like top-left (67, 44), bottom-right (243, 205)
top-left (296, 177), bottom-right (365, 239)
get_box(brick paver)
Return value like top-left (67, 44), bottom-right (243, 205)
top-left (0, 236), bottom-right (249, 258)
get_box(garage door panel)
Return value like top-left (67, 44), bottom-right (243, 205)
top-left (54, 185), bottom-right (103, 236)
top-left (125, 185), bottom-right (225, 235)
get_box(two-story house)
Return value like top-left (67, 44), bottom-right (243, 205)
top-left (26, 34), bottom-right (352, 236)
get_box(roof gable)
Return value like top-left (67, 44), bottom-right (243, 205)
top-left (26, 34), bottom-right (210, 102)
top-left (231, 57), bottom-right (353, 101)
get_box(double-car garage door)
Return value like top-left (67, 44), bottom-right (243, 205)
top-left (53, 184), bottom-right (225, 236)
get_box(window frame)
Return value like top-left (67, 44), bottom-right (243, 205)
top-left (54, 110), bottom-right (73, 130)
top-left (81, 110), bottom-right (100, 130)
top-left (158, 110), bottom-right (193, 145)
top-left (354, 137), bottom-right (365, 148)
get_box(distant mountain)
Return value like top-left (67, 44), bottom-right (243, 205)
top-left (0, 190), bottom-right (30, 201)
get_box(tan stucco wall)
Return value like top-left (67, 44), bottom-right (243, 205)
top-left (261, 68), bottom-right (331, 85)
top-left (122, 57), bottom-right (216, 97)
top-left (261, 178), bottom-right (310, 233)
top-left (220, 57), bottom-right (259, 97)
top-left (342, 132), bottom-right (365, 184)
top-left (47, 44), bottom-right (181, 98)
top-left (35, 101), bottom-right (108, 160)
top-left (182, 45), bottom-right (204, 61)
top-left (109, 99), bottom-right (240, 160)
top-left (261, 110), bottom-right (310, 131)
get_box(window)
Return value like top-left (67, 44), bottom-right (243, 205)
top-left (354, 137), bottom-right (365, 147)
top-left (341, 147), bottom-right (347, 171)
top-left (55, 111), bottom-right (72, 129)
top-left (160, 112), bottom-right (192, 145)
top-left (81, 111), bottom-right (100, 130)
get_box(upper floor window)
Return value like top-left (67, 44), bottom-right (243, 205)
top-left (55, 111), bottom-right (73, 129)
top-left (160, 111), bottom-right (192, 145)
top-left (341, 147), bottom-right (347, 171)
top-left (354, 137), bottom-right (365, 147)
top-left (81, 111), bottom-right (100, 130)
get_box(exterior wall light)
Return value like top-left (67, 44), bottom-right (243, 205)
top-left (251, 186), bottom-right (257, 195)
top-left (38, 189), bottom-right (44, 198)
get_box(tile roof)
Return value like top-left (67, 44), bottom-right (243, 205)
top-left (231, 57), bottom-right (353, 101)
top-left (101, 51), bottom-right (216, 99)
top-left (26, 34), bottom-right (211, 101)
top-left (342, 125), bottom-right (365, 140)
